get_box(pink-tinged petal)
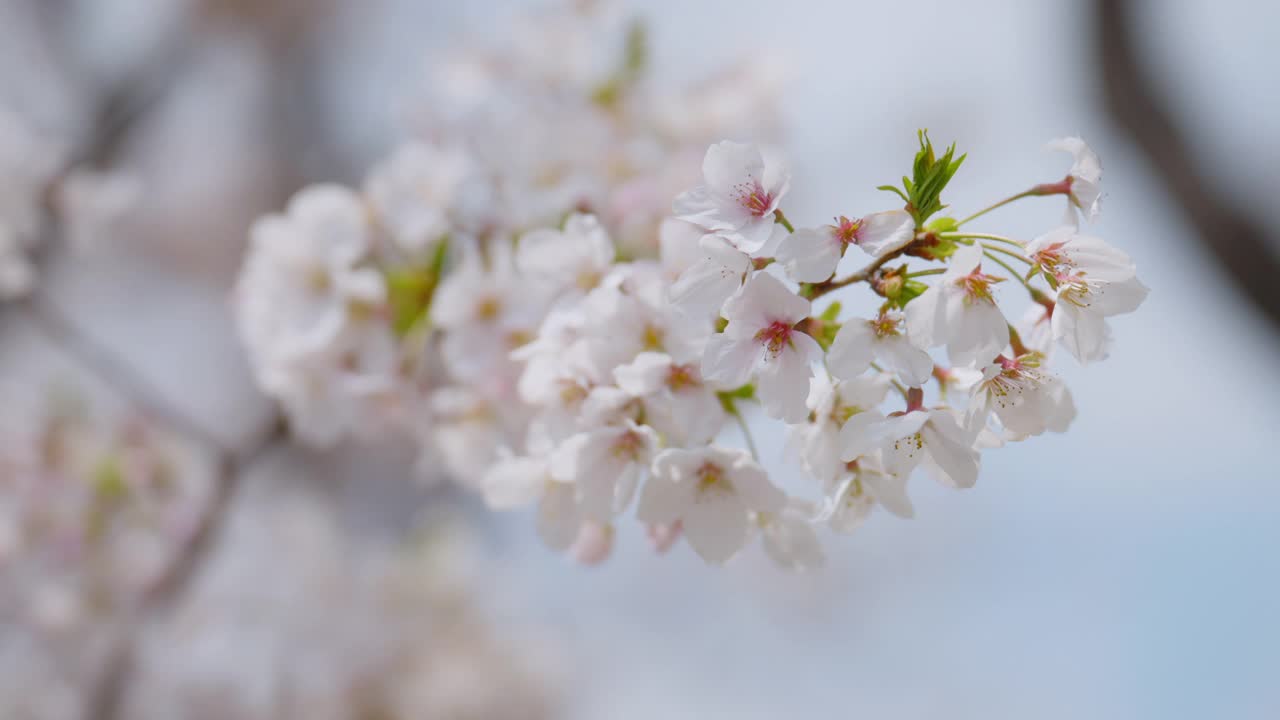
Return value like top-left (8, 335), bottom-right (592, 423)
top-left (1062, 234), bottom-right (1135, 280)
top-left (1091, 275), bottom-right (1148, 316)
top-left (826, 320), bottom-right (875, 380)
top-left (651, 447), bottom-right (707, 483)
top-left (876, 335), bottom-right (935, 387)
top-left (671, 184), bottom-right (723, 228)
top-left (756, 334), bottom-right (819, 422)
top-left (1044, 380), bottom-right (1077, 433)
top-left (924, 410), bottom-right (980, 484)
top-left (776, 227), bottom-right (841, 282)
top-left (731, 217), bottom-right (781, 254)
top-left (861, 471), bottom-right (915, 519)
top-left (903, 285), bottom-right (946, 349)
top-left (636, 472), bottom-right (689, 526)
top-left (1052, 303), bottom-right (1112, 364)
top-left (946, 243), bottom-right (985, 278)
top-left (647, 520), bottom-right (683, 554)
top-left (537, 482), bottom-right (580, 551)
top-left (683, 492), bottom-right (749, 564)
top-left (670, 257), bottom-right (744, 320)
top-left (762, 511), bottom-right (824, 571)
top-left (759, 145), bottom-right (792, 201)
top-left (829, 407), bottom-right (890, 456)
top-left (722, 270), bottom-right (810, 330)
top-left (665, 387), bottom-right (727, 446)
top-left (855, 209), bottom-right (915, 257)
top-left (946, 301), bottom-right (1009, 367)
top-left (701, 333), bottom-right (761, 388)
top-left (569, 522), bottom-right (615, 565)
top-left (702, 140), bottom-right (765, 194)
top-left (728, 456), bottom-right (787, 513)
top-left (659, 218), bottom-right (705, 277)
top-left (614, 352), bottom-right (674, 396)
top-left (481, 455), bottom-right (548, 510)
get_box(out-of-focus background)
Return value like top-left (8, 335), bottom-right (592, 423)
top-left (1, 0), bottom-right (1278, 718)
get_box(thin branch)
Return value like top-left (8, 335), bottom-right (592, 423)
top-left (804, 244), bottom-right (912, 300)
top-left (1097, 0), bottom-right (1280, 333)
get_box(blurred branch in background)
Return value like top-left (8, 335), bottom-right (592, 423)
top-left (1097, 0), bottom-right (1280, 335)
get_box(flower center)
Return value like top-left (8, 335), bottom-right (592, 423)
top-left (576, 269), bottom-right (602, 291)
top-left (733, 179), bottom-right (774, 218)
top-left (641, 324), bottom-right (665, 351)
top-left (1055, 271), bottom-right (1093, 307)
top-left (666, 363), bottom-right (700, 391)
top-left (835, 404), bottom-right (864, 424)
top-left (957, 268), bottom-right (1002, 304)
top-left (834, 216), bottom-right (861, 245)
top-left (476, 296), bottom-right (502, 321)
top-left (870, 313), bottom-right (902, 338)
top-left (753, 320), bottom-right (794, 356)
top-left (1031, 243), bottom-right (1066, 272)
top-left (611, 430), bottom-right (644, 462)
top-left (695, 462), bottom-right (729, 496)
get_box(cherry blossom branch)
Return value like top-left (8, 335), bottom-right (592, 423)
top-left (1097, 0), bottom-right (1280, 333)
top-left (802, 244), bottom-right (913, 300)
top-left (87, 416), bottom-right (287, 720)
top-left (20, 294), bottom-right (235, 454)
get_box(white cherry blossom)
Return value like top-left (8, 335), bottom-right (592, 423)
top-left (840, 408), bottom-right (980, 489)
top-left (637, 446), bottom-right (786, 564)
top-left (549, 421), bottom-right (658, 521)
top-left (968, 355), bottom-right (1076, 438)
top-left (672, 141), bottom-right (790, 253)
top-left (613, 352), bottom-right (726, 447)
top-left (827, 309), bottom-right (934, 387)
top-left (516, 213), bottom-right (615, 295)
top-left (701, 272), bottom-right (822, 422)
top-left (481, 453), bottom-right (580, 551)
top-left (1048, 136), bottom-right (1103, 222)
top-left (758, 500), bottom-right (824, 571)
top-left (432, 241), bottom-right (548, 382)
top-left (668, 234), bottom-right (753, 320)
top-left (793, 370), bottom-right (890, 485)
top-left (775, 210), bottom-right (915, 282)
top-left (364, 141), bottom-right (483, 253)
top-left (825, 455), bottom-right (914, 533)
top-left (236, 184), bottom-right (385, 384)
top-left (1026, 226), bottom-right (1148, 364)
top-left (904, 244), bottom-right (1009, 367)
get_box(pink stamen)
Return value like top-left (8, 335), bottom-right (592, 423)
top-left (834, 216), bottom-right (861, 244)
top-left (733, 179), bottom-right (774, 218)
top-left (753, 320), bottom-right (794, 355)
top-left (959, 268), bottom-right (1002, 302)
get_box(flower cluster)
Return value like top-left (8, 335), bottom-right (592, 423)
top-left (0, 396), bottom-right (213, 632)
top-left (234, 3), bottom-right (781, 479)
top-left (480, 134), bottom-right (1146, 567)
top-left (234, 5), bottom-right (1147, 569)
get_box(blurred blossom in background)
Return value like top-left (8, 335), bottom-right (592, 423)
top-left (1, 1), bottom-right (1277, 719)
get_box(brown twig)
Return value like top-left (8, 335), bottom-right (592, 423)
top-left (1097, 0), bottom-right (1280, 333)
top-left (804, 244), bottom-right (911, 300)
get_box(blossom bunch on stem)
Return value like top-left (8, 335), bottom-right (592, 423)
top-left (476, 132), bottom-right (1146, 567)
top-left (234, 3), bottom-right (1147, 569)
